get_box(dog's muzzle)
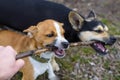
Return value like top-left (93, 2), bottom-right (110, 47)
top-left (61, 42), bottom-right (69, 49)
top-left (105, 36), bottom-right (116, 45)
top-left (45, 41), bottom-right (69, 58)
top-left (91, 36), bottom-right (116, 55)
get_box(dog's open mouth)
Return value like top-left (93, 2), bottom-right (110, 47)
top-left (91, 41), bottom-right (108, 55)
top-left (46, 45), bottom-right (66, 58)
top-left (53, 47), bottom-right (66, 58)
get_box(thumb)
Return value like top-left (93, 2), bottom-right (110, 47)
top-left (8, 59), bottom-right (24, 79)
top-left (13, 59), bottom-right (25, 73)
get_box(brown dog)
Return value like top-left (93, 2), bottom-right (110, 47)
top-left (0, 19), bottom-right (69, 80)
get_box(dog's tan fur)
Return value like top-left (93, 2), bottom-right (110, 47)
top-left (0, 30), bottom-right (36, 52)
top-left (0, 19), bottom-right (65, 80)
top-left (78, 25), bottom-right (110, 42)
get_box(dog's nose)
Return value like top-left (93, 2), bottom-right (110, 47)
top-left (106, 36), bottom-right (116, 45)
top-left (61, 42), bottom-right (69, 48)
top-left (110, 36), bottom-right (116, 43)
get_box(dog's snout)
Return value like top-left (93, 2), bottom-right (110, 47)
top-left (110, 36), bottom-right (116, 43)
top-left (110, 36), bottom-right (116, 41)
top-left (106, 36), bottom-right (116, 45)
top-left (61, 42), bottom-right (69, 48)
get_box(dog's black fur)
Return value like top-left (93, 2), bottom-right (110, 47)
top-left (0, 0), bottom-right (80, 42)
top-left (0, 0), bottom-right (116, 55)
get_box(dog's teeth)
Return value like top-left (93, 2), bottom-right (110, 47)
top-left (94, 43), bottom-right (97, 46)
top-left (106, 49), bottom-right (109, 52)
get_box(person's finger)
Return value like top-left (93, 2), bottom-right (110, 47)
top-left (0, 46), bottom-right (4, 50)
top-left (13, 59), bottom-right (25, 74)
top-left (6, 59), bottom-right (25, 79)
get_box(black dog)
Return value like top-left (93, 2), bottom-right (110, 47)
top-left (0, 0), bottom-right (116, 55)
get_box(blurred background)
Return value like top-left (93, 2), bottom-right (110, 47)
top-left (12, 0), bottom-right (120, 80)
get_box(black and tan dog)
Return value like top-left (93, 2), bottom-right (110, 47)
top-left (69, 10), bottom-right (116, 55)
top-left (0, 0), bottom-right (116, 55)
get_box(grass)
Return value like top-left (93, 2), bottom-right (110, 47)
top-left (101, 18), bottom-right (120, 35)
top-left (109, 24), bottom-right (120, 35)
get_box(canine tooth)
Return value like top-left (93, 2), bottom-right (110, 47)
top-left (106, 49), bottom-right (109, 52)
top-left (102, 49), bottom-right (105, 52)
top-left (94, 43), bottom-right (97, 46)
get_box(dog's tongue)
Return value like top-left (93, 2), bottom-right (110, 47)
top-left (54, 48), bottom-right (65, 57)
top-left (91, 42), bottom-right (108, 55)
top-left (94, 42), bottom-right (105, 52)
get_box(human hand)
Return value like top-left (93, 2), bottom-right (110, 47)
top-left (0, 46), bottom-right (25, 80)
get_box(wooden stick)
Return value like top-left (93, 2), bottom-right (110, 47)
top-left (16, 41), bottom-right (95, 59)
top-left (16, 49), bottom-right (48, 60)
top-left (16, 35), bottom-right (120, 59)
top-left (70, 41), bottom-right (95, 47)
top-left (16, 50), bottom-right (35, 60)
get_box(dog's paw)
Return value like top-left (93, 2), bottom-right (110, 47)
top-left (52, 63), bottom-right (60, 71)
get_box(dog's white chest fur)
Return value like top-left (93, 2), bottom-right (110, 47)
top-left (28, 52), bottom-right (56, 79)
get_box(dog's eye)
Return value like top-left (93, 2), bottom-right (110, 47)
top-left (46, 33), bottom-right (54, 37)
top-left (95, 30), bottom-right (103, 33)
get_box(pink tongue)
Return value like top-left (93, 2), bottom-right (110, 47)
top-left (57, 49), bottom-right (63, 54)
top-left (55, 48), bottom-right (65, 56)
top-left (95, 43), bottom-right (105, 52)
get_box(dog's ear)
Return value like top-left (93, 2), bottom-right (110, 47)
top-left (86, 10), bottom-right (96, 21)
top-left (68, 11), bottom-right (84, 31)
top-left (60, 23), bottom-right (64, 27)
top-left (23, 26), bottom-right (37, 38)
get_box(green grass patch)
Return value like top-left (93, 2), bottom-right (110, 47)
top-left (80, 47), bottom-right (95, 55)
top-left (108, 24), bottom-right (120, 35)
top-left (113, 75), bottom-right (120, 80)
top-left (103, 60), bottom-right (110, 70)
top-left (79, 57), bottom-right (92, 64)
top-left (100, 18), bottom-right (120, 35)
top-left (101, 18), bottom-right (110, 25)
